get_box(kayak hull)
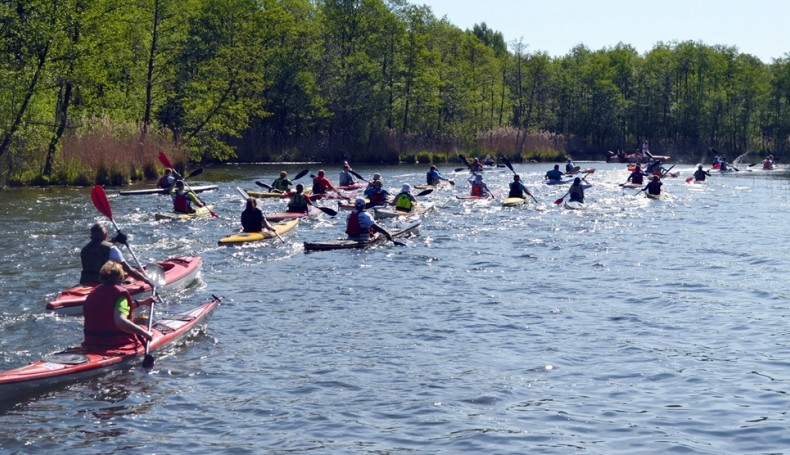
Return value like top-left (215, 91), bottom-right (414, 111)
top-left (46, 256), bottom-right (203, 315)
top-left (502, 197), bottom-right (527, 207)
top-left (218, 219), bottom-right (299, 245)
top-left (246, 189), bottom-right (312, 198)
top-left (119, 185), bottom-right (218, 196)
top-left (373, 203), bottom-right (434, 220)
top-left (155, 205), bottom-right (214, 221)
top-left (564, 201), bottom-right (585, 210)
top-left (456, 190), bottom-right (501, 200)
top-left (265, 206), bottom-right (321, 222)
top-left (0, 297), bottom-right (220, 403)
top-left (304, 222), bottom-right (420, 252)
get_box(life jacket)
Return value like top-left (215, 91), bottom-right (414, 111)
top-left (241, 208), bottom-right (263, 232)
top-left (287, 193), bottom-right (308, 212)
top-left (80, 240), bottom-right (113, 285)
top-left (368, 190), bottom-right (386, 204)
top-left (345, 211), bottom-right (368, 238)
top-left (694, 170), bottom-right (706, 181)
top-left (630, 173), bottom-right (644, 184)
top-left (508, 182), bottom-right (524, 198)
top-left (312, 177), bottom-right (329, 194)
top-left (394, 193), bottom-right (413, 211)
top-left (173, 191), bottom-right (194, 213)
top-left (272, 177), bottom-right (291, 191)
top-left (763, 161), bottom-right (773, 169)
top-left (471, 182), bottom-right (483, 197)
top-left (157, 176), bottom-right (171, 188)
top-left (83, 284), bottom-right (138, 348)
top-left (569, 185), bottom-right (584, 203)
top-left (647, 181), bottom-right (662, 194)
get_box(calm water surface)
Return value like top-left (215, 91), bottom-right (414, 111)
top-left (1, 162), bottom-right (789, 454)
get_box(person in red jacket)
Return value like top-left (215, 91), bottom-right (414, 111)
top-left (83, 261), bottom-right (154, 348)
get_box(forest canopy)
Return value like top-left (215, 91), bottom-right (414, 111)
top-left (0, 0), bottom-right (788, 186)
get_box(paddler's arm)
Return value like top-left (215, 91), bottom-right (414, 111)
top-left (120, 261), bottom-right (150, 285)
top-left (114, 299), bottom-right (153, 340)
top-left (188, 192), bottom-right (205, 207)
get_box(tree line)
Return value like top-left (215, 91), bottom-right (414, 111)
top-left (1, 0), bottom-right (788, 186)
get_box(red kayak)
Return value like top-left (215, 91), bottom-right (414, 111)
top-left (46, 256), bottom-right (202, 316)
top-left (265, 206), bottom-right (322, 222)
top-left (308, 192), bottom-right (353, 201)
top-left (0, 297), bottom-right (220, 403)
top-left (456, 190), bottom-right (501, 200)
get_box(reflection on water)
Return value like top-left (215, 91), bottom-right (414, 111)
top-left (1, 163), bottom-right (789, 453)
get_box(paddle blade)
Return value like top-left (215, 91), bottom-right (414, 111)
top-left (416, 189), bottom-right (433, 197)
top-left (685, 176), bottom-right (693, 184)
top-left (185, 168), bottom-right (203, 180)
top-left (293, 169), bottom-right (309, 180)
top-left (553, 197), bottom-right (564, 205)
top-left (448, 179), bottom-right (455, 186)
top-left (349, 169), bottom-right (366, 181)
top-left (142, 353), bottom-right (155, 368)
top-left (255, 180), bottom-right (274, 190)
top-left (453, 168), bottom-right (466, 172)
top-left (157, 150), bottom-right (173, 169)
top-left (317, 206), bottom-right (338, 217)
top-left (458, 154), bottom-right (471, 168)
top-left (145, 263), bottom-right (166, 287)
top-left (90, 185), bottom-right (113, 220)
top-left (501, 156), bottom-right (514, 173)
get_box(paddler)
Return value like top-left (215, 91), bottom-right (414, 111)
top-left (565, 158), bottom-right (576, 174)
top-left (156, 168), bottom-right (181, 189)
top-left (644, 175), bottom-right (662, 196)
top-left (80, 223), bottom-right (148, 286)
top-left (693, 165), bottom-right (711, 182)
top-left (363, 180), bottom-right (390, 207)
top-left (286, 183), bottom-right (313, 213)
top-left (426, 165), bottom-right (451, 186)
top-left (339, 162), bottom-right (356, 186)
top-left (170, 180), bottom-right (205, 214)
top-left (346, 198), bottom-right (393, 242)
top-left (271, 171), bottom-right (292, 192)
top-left (241, 198), bottom-right (276, 233)
top-left (83, 261), bottom-right (154, 348)
top-left (392, 184), bottom-right (416, 212)
top-left (468, 174), bottom-right (492, 197)
top-left (544, 164), bottom-right (564, 183)
top-left (568, 177), bottom-right (589, 203)
top-left (625, 165), bottom-right (649, 185)
top-left (311, 170), bottom-right (339, 196)
top-left (508, 174), bottom-right (533, 200)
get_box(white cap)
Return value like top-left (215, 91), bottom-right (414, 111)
top-left (401, 184), bottom-right (411, 193)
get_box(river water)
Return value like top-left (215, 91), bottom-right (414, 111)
top-left (1, 162), bottom-right (789, 454)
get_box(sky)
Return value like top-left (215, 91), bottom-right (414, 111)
top-left (418, 0), bottom-right (789, 63)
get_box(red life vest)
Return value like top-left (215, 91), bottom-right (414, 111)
top-left (346, 211), bottom-right (362, 237)
top-left (83, 284), bottom-right (138, 348)
top-left (471, 183), bottom-right (483, 197)
top-left (173, 192), bottom-right (194, 213)
top-left (368, 191), bottom-right (386, 204)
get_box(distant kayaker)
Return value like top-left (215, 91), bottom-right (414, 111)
top-left (545, 164), bottom-right (564, 182)
top-left (568, 177), bottom-right (589, 203)
top-left (693, 165), bottom-right (711, 182)
top-left (468, 174), bottom-right (492, 197)
top-left (366, 173), bottom-right (383, 190)
top-left (761, 154), bottom-right (775, 170)
top-left (393, 184), bottom-right (417, 212)
top-left (482, 155), bottom-right (496, 166)
top-left (508, 174), bottom-right (533, 199)
top-left (644, 175), bottom-right (662, 195)
top-left (339, 162), bottom-right (356, 187)
top-left (286, 184), bottom-right (313, 213)
top-left (426, 165), bottom-right (451, 186)
top-left (156, 168), bottom-right (181, 189)
top-left (271, 171), bottom-right (293, 192)
top-left (469, 157), bottom-right (484, 173)
top-left (170, 180), bottom-right (204, 214)
top-left (346, 198), bottom-right (393, 242)
top-left (718, 157), bottom-right (731, 172)
top-left (363, 180), bottom-right (390, 207)
top-left (626, 165), bottom-right (649, 185)
top-left (241, 198), bottom-right (275, 233)
top-left (312, 170), bottom-right (339, 195)
top-left (646, 158), bottom-right (666, 176)
top-left (82, 261), bottom-right (154, 348)
top-left (80, 223), bottom-right (148, 286)
top-left (565, 158), bottom-right (576, 173)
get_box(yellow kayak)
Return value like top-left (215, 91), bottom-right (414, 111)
top-left (155, 205), bottom-right (215, 221)
top-left (218, 219), bottom-right (299, 245)
top-left (502, 197), bottom-right (526, 207)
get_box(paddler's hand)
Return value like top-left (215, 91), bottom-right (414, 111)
top-left (140, 330), bottom-right (153, 341)
top-left (111, 231), bottom-right (128, 245)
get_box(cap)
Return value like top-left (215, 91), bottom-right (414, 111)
top-left (354, 198), bottom-right (366, 207)
top-left (373, 173), bottom-right (381, 180)
top-left (401, 184), bottom-right (411, 193)
top-left (317, 170), bottom-right (325, 176)
top-left (280, 171), bottom-right (287, 176)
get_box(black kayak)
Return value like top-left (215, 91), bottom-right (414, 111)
top-left (304, 222), bottom-right (420, 252)
top-left (118, 185), bottom-right (218, 196)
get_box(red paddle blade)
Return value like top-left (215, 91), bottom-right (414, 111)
top-left (90, 185), bottom-right (113, 220)
top-left (554, 197), bottom-right (564, 205)
top-left (685, 176), bottom-right (693, 184)
top-left (157, 150), bottom-right (173, 169)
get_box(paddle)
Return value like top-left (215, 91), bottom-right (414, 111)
top-left (90, 185), bottom-right (159, 368)
top-left (458, 154), bottom-right (472, 170)
top-left (500, 156), bottom-right (538, 203)
top-left (140, 263), bottom-right (165, 368)
top-left (255, 181), bottom-right (279, 192)
top-left (554, 190), bottom-right (570, 205)
top-left (157, 151), bottom-right (218, 218)
top-left (685, 168), bottom-right (712, 184)
top-left (349, 169), bottom-right (369, 184)
top-left (236, 188), bottom-right (285, 243)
